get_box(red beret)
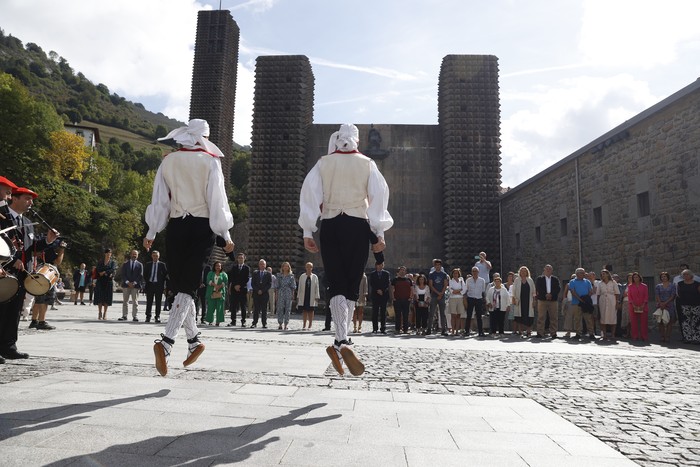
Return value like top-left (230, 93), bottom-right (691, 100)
top-left (12, 187), bottom-right (38, 199)
top-left (0, 176), bottom-right (18, 189)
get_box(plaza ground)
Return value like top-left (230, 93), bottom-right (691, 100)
top-left (0, 299), bottom-right (698, 466)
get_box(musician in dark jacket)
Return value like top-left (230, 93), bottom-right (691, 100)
top-left (0, 185), bottom-right (57, 361)
top-left (144, 250), bottom-right (168, 323)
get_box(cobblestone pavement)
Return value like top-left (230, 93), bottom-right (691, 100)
top-left (2, 325), bottom-right (699, 466)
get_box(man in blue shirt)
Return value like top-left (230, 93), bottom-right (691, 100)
top-left (568, 267), bottom-right (594, 340)
top-left (428, 259), bottom-right (449, 336)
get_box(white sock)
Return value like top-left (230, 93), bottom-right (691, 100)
top-left (330, 295), bottom-right (348, 344)
top-left (346, 300), bottom-right (356, 331)
top-left (163, 293), bottom-right (191, 342)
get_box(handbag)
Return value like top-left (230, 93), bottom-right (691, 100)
top-left (211, 290), bottom-right (222, 299)
top-left (633, 305), bottom-right (644, 314)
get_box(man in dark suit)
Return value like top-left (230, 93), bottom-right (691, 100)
top-left (227, 252), bottom-right (250, 327)
top-left (144, 250), bottom-right (168, 323)
top-left (119, 249), bottom-right (144, 322)
top-left (195, 263), bottom-right (211, 324)
top-left (369, 261), bottom-right (391, 334)
top-left (251, 258), bottom-right (271, 328)
top-left (535, 264), bottom-right (561, 338)
top-left (0, 184), bottom-right (58, 361)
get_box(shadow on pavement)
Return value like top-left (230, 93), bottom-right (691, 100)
top-left (0, 389), bottom-right (171, 441)
top-left (45, 403), bottom-right (340, 465)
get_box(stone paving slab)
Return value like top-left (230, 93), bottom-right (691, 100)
top-left (2, 303), bottom-right (699, 465)
top-left (0, 372), bottom-right (635, 466)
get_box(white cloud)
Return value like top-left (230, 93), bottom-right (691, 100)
top-left (500, 74), bottom-right (658, 187)
top-left (579, 0), bottom-right (700, 68)
top-left (229, 0), bottom-right (276, 12)
top-left (3, 0), bottom-right (208, 123)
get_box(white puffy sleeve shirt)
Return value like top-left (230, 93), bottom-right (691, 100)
top-left (145, 154), bottom-right (233, 242)
top-left (298, 159), bottom-right (393, 238)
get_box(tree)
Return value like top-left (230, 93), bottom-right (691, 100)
top-left (42, 131), bottom-right (92, 181)
top-left (0, 72), bottom-right (62, 184)
top-left (154, 124), bottom-right (168, 139)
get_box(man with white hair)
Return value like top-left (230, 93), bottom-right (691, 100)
top-left (144, 119), bottom-right (234, 377)
top-left (299, 123), bottom-right (393, 376)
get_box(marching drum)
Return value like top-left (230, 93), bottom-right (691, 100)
top-left (0, 233), bottom-right (15, 266)
top-left (24, 263), bottom-right (59, 296)
top-left (0, 274), bottom-right (19, 303)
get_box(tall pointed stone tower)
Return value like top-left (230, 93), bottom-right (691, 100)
top-left (438, 55), bottom-right (501, 272)
top-left (247, 56), bottom-right (315, 268)
top-left (190, 9), bottom-right (240, 184)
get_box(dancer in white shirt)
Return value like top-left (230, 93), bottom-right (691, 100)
top-left (299, 123), bottom-right (393, 376)
top-left (144, 119), bottom-right (234, 377)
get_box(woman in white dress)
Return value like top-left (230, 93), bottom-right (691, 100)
top-left (597, 269), bottom-right (619, 341)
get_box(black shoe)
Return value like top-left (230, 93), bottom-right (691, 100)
top-left (155, 318), bottom-right (161, 323)
top-left (478, 333), bottom-right (485, 337)
top-left (381, 330), bottom-right (387, 334)
top-left (80, 302), bottom-right (86, 305)
top-left (133, 317), bottom-right (139, 322)
top-left (589, 334), bottom-right (596, 340)
top-left (145, 317), bottom-right (151, 323)
top-left (118, 317), bottom-right (127, 321)
top-left (441, 331), bottom-right (448, 336)
top-left (0, 356), bottom-right (4, 364)
top-left (251, 324), bottom-right (257, 328)
top-left (227, 322), bottom-right (235, 327)
top-left (29, 320), bottom-right (38, 329)
top-left (2, 350), bottom-right (29, 359)
top-left (36, 321), bottom-right (55, 330)
top-left (262, 325), bottom-right (267, 329)
top-left (322, 327), bottom-right (331, 331)
top-left (241, 323), bottom-right (247, 328)
top-left (535, 334), bottom-right (545, 338)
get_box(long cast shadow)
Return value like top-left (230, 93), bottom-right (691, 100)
top-left (45, 403), bottom-right (340, 465)
top-left (0, 389), bottom-right (171, 440)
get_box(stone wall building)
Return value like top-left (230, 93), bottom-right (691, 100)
top-left (500, 78), bottom-right (700, 289)
top-left (247, 55), bottom-right (502, 274)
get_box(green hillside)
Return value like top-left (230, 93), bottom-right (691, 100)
top-left (0, 29), bottom-right (183, 139)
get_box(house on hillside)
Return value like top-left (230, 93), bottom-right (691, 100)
top-left (64, 123), bottom-right (100, 149)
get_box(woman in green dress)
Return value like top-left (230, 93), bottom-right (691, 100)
top-left (206, 261), bottom-right (228, 326)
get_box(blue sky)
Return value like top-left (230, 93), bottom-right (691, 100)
top-left (3, 0), bottom-right (700, 187)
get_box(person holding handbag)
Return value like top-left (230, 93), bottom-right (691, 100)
top-left (205, 261), bottom-right (227, 326)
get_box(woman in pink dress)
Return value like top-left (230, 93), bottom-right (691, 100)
top-left (627, 272), bottom-right (649, 341)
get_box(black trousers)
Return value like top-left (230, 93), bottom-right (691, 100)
top-left (466, 297), bottom-right (485, 334)
top-left (319, 215), bottom-right (370, 301)
top-left (145, 283), bottom-right (164, 319)
top-left (252, 292), bottom-right (268, 326)
top-left (372, 298), bottom-right (388, 332)
top-left (230, 289), bottom-right (247, 324)
top-left (195, 286), bottom-right (207, 321)
top-left (165, 216), bottom-right (215, 298)
top-left (491, 308), bottom-right (505, 334)
top-left (394, 299), bottom-right (410, 332)
top-left (0, 285), bottom-right (24, 354)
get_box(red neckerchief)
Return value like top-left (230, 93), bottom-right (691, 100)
top-left (166, 148), bottom-right (219, 158)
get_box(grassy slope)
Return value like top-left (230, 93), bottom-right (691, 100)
top-left (86, 120), bottom-right (174, 154)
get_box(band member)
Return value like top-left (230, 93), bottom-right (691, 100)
top-left (144, 119), bottom-right (234, 377)
top-left (0, 185), bottom-right (58, 361)
top-left (28, 238), bottom-right (65, 330)
top-left (299, 123), bottom-right (393, 376)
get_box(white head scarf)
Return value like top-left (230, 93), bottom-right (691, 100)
top-left (327, 123), bottom-right (359, 154)
top-left (158, 119), bottom-right (225, 158)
